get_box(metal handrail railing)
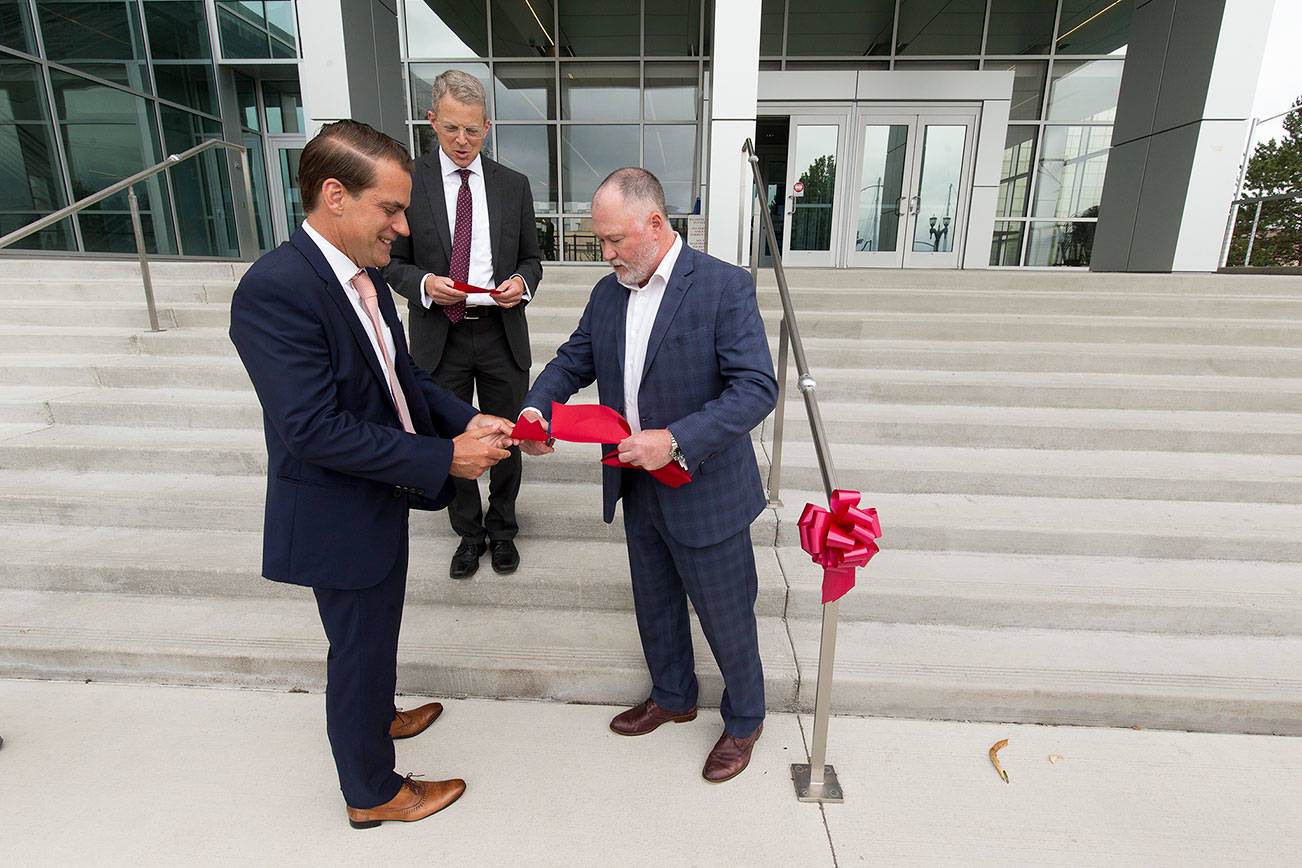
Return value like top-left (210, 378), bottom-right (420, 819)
top-left (0, 138), bottom-right (258, 331)
top-left (741, 137), bottom-right (844, 803)
top-left (1224, 190), bottom-right (1302, 267)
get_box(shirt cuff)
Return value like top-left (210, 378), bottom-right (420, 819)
top-left (419, 273), bottom-right (436, 309)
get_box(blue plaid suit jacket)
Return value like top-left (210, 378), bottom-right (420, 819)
top-left (525, 243), bottom-right (778, 548)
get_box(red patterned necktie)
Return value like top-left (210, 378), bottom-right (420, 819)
top-left (445, 168), bottom-right (472, 323)
top-left (351, 269), bottom-right (415, 433)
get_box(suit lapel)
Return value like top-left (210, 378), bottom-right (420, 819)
top-left (421, 153), bottom-right (453, 253)
top-left (614, 281), bottom-right (630, 409)
top-left (483, 158), bottom-right (506, 276)
top-left (290, 229), bottom-right (392, 413)
top-left (640, 246), bottom-right (693, 387)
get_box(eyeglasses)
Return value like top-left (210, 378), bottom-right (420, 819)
top-left (433, 121), bottom-right (486, 140)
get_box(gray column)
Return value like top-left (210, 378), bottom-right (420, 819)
top-left (297, 0), bottom-right (405, 142)
top-left (1092, 0), bottom-right (1275, 272)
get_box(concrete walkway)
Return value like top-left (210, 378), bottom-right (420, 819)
top-left (1, 680), bottom-right (1298, 865)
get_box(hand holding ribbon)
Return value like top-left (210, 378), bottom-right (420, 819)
top-left (512, 403), bottom-right (691, 487)
top-left (798, 490), bottom-right (881, 604)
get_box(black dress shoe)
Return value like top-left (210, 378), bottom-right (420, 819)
top-left (449, 539), bottom-right (486, 579)
top-left (489, 539), bottom-right (519, 574)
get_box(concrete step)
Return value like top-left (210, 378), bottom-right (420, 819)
top-left (0, 588), bottom-right (801, 711)
top-left (769, 487), bottom-right (1302, 562)
top-left (0, 258), bottom-right (244, 282)
top-left (780, 547), bottom-right (1302, 635)
top-left (0, 470), bottom-right (778, 545)
top-left (755, 268), bottom-right (1302, 295)
top-left (0, 523), bottom-right (788, 618)
top-left (0, 277), bottom-right (234, 304)
top-left (786, 368), bottom-right (1302, 412)
top-left (0, 326), bottom-right (141, 355)
top-left (762, 401), bottom-right (1302, 453)
top-left (790, 619), bottom-right (1302, 735)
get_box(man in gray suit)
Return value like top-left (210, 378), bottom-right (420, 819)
top-left (384, 69), bottom-right (543, 580)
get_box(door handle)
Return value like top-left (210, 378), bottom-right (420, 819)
top-left (910, 196), bottom-right (920, 215)
top-left (897, 196), bottom-right (907, 216)
top-left (787, 196), bottom-right (796, 217)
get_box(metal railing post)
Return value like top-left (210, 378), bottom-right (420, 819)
top-left (238, 147), bottom-right (259, 261)
top-left (766, 317), bottom-right (789, 506)
top-left (1244, 199), bottom-right (1264, 266)
top-left (127, 187), bottom-right (162, 333)
top-left (740, 138), bottom-right (848, 804)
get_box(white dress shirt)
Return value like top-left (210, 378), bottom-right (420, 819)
top-left (420, 149), bottom-right (532, 309)
top-left (621, 233), bottom-right (683, 434)
top-left (302, 220), bottom-right (399, 398)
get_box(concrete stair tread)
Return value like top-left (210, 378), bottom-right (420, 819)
top-left (0, 587), bottom-right (800, 707)
top-left (0, 522), bottom-right (787, 614)
top-left (779, 547), bottom-right (1302, 634)
top-left (788, 619), bottom-right (1302, 733)
top-left (797, 367), bottom-right (1302, 392)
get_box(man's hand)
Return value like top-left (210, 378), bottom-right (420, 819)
top-left (518, 409), bottom-right (554, 457)
top-left (423, 274), bottom-right (469, 306)
top-left (466, 413), bottom-right (519, 449)
top-left (617, 429), bottom-right (672, 471)
top-left (450, 426), bottom-right (510, 479)
top-left (492, 275), bottom-right (526, 309)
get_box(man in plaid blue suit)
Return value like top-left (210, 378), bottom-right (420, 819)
top-left (521, 168), bottom-right (778, 782)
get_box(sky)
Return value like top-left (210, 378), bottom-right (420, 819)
top-left (1250, 0), bottom-right (1302, 148)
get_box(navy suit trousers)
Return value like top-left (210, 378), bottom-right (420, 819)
top-left (621, 471), bottom-right (765, 737)
top-left (313, 529), bottom-right (409, 808)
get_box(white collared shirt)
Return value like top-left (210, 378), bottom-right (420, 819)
top-left (419, 149), bottom-right (533, 309)
top-left (622, 233), bottom-right (683, 434)
top-left (302, 220), bottom-right (397, 388)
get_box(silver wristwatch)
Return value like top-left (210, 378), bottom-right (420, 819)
top-left (668, 432), bottom-right (686, 469)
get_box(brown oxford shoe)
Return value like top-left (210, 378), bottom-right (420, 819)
top-left (702, 723), bottom-right (763, 783)
top-left (346, 775), bottom-right (465, 829)
top-left (389, 702), bottom-right (443, 739)
top-left (609, 697), bottom-right (698, 736)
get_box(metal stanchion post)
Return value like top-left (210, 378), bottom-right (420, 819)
top-left (128, 186), bottom-right (163, 333)
top-left (1244, 200), bottom-right (1264, 266)
top-left (766, 318), bottom-right (788, 507)
top-left (792, 598), bottom-right (844, 802)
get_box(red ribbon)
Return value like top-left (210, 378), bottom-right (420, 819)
top-left (798, 490), bottom-right (881, 604)
top-left (450, 279), bottom-right (502, 295)
top-left (511, 403), bottom-right (691, 487)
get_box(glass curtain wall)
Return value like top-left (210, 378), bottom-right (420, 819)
top-left (761, 0), bottom-right (1132, 267)
top-left (0, 0), bottom-right (295, 256)
top-left (401, 0), bottom-right (707, 262)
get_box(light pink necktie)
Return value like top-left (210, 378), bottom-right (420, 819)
top-left (351, 269), bottom-right (415, 434)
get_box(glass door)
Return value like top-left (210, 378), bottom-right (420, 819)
top-left (847, 105), bottom-right (978, 268)
top-left (781, 115), bottom-right (848, 267)
top-left (267, 136), bottom-right (305, 241)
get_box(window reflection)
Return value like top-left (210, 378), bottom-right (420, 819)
top-left (1046, 59), bottom-right (1122, 122)
top-left (0, 60), bottom-right (71, 249)
top-left (989, 221), bottom-right (1025, 265)
top-left (161, 106), bottom-right (237, 257)
top-left (896, 0), bottom-right (985, 56)
top-left (559, 0), bottom-right (638, 57)
top-left (491, 0), bottom-right (555, 57)
top-left (404, 0), bottom-right (485, 58)
top-left (646, 0), bottom-right (701, 56)
top-left (0, 0), bottom-right (37, 54)
top-left (38, 0), bottom-right (151, 91)
top-left (644, 63), bottom-right (697, 121)
top-left (262, 80), bottom-right (303, 134)
top-left (643, 124), bottom-right (697, 213)
top-left (1056, 0), bottom-right (1132, 55)
top-left (997, 125), bottom-right (1036, 218)
top-left (495, 123), bottom-right (557, 212)
top-left (494, 62), bottom-right (555, 121)
top-left (562, 124), bottom-right (637, 212)
top-left (562, 62), bottom-right (639, 122)
top-left (1033, 125), bottom-right (1111, 219)
top-left (985, 0), bottom-right (1056, 55)
top-left (1024, 220), bottom-right (1095, 266)
top-left (786, 0), bottom-right (893, 56)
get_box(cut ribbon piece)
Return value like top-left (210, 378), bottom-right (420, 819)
top-left (512, 402), bottom-right (691, 487)
top-left (450, 279), bottom-right (503, 295)
top-left (797, 489), bottom-right (881, 604)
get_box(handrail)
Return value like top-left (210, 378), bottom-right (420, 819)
top-left (741, 137), bottom-right (844, 804)
top-left (0, 138), bottom-right (258, 331)
top-left (1225, 189), bottom-right (1302, 268)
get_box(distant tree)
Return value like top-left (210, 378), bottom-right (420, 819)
top-left (798, 155), bottom-right (836, 204)
top-left (1228, 97), bottom-right (1302, 267)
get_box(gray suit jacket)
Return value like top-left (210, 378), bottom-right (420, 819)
top-left (383, 152), bottom-right (543, 373)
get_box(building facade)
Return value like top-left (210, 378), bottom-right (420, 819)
top-left (0, 0), bottom-right (1277, 271)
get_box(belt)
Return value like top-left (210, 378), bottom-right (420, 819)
top-left (459, 305), bottom-right (501, 321)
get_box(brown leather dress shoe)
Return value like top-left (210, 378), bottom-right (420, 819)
top-left (389, 702), bottom-right (443, 739)
top-left (702, 723), bottom-right (763, 783)
top-left (609, 697), bottom-right (697, 736)
top-left (346, 775), bottom-right (465, 829)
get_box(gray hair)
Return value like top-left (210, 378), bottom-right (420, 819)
top-left (430, 69), bottom-right (488, 119)
top-left (596, 167), bottom-right (668, 219)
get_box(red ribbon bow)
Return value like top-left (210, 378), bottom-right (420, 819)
top-left (797, 490), bottom-right (881, 603)
top-left (511, 403), bottom-right (691, 487)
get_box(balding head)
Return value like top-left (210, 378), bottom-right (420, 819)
top-left (593, 167), bottom-right (668, 222)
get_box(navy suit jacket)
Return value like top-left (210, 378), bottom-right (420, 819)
top-left (230, 227), bottom-right (478, 590)
top-left (524, 244), bottom-right (778, 549)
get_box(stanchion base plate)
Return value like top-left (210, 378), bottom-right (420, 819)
top-left (791, 763), bottom-right (843, 803)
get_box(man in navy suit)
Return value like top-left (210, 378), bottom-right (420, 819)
top-left (229, 120), bottom-right (516, 827)
top-left (521, 168), bottom-right (778, 782)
